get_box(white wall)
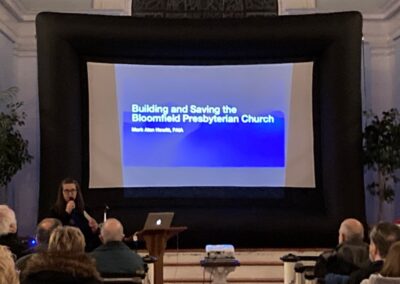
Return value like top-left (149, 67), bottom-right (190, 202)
top-left (0, 3), bottom-right (39, 236)
top-left (394, 38), bottom-right (400, 111)
top-left (12, 54), bottom-right (39, 236)
top-left (393, 37), bottom-right (400, 221)
top-left (362, 8), bottom-right (400, 223)
top-left (0, 33), bottom-right (16, 89)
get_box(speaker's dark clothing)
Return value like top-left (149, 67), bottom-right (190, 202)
top-left (49, 207), bottom-right (101, 251)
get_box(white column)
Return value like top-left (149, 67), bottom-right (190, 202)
top-left (12, 20), bottom-right (39, 236)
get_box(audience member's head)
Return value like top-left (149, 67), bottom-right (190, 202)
top-left (0, 245), bottom-right (19, 284)
top-left (54, 178), bottom-right (85, 213)
top-left (36, 218), bottom-right (62, 246)
top-left (369, 222), bottom-right (400, 261)
top-left (338, 218), bottom-right (364, 244)
top-left (100, 218), bottom-right (125, 243)
top-left (380, 240), bottom-right (400, 277)
top-left (0, 205), bottom-right (17, 236)
top-left (48, 226), bottom-right (85, 253)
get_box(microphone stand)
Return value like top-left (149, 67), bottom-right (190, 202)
top-left (103, 204), bottom-right (109, 223)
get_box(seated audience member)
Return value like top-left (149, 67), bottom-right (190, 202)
top-left (325, 222), bottom-right (400, 284)
top-left (49, 178), bottom-right (101, 251)
top-left (361, 240), bottom-right (400, 284)
top-left (315, 218), bottom-right (369, 277)
top-left (90, 218), bottom-right (145, 276)
top-left (16, 218), bottom-right (62, 272)
top-left (21, 226), bottom-right (101, 284)
top-left (0, 245), bottom-right (19, 284)
top-left (0, 204), bottom-right (28, 258)
top-left (347, 222), bottom-right (400, 284)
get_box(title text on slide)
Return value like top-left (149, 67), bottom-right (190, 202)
top-left (131, 104), bottom-right (276, 125)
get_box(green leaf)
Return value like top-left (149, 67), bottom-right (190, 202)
top-left (0, 87), bottom-right (33, 187)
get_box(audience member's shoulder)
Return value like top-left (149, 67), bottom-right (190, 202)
top-left (25, 251), bottom-right (97, 273)
top-left (349, 261), bottom-right (384, 284)
top-left (16, 253), bottom-right (34, 272)
top-left (361, 274), bottom-right (400, 284)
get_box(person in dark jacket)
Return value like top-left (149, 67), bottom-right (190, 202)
top-left (348, 222), bottom-right (400, 284)
top-left (21, 226), bottom-right (101, 284)
top-left (0, 204), bottom-right (28, 258)
top-left (16, 218), bottom-right (62, 272)
top-left (49, 177), bottom-right (101, 251)
top-left (361, 241), bottom-right (400, 284)
top-left (325, 222), bottom-right (400, 284)
top-left (90, 218), bottom-right (145, 276)
top-left (315, 218), bottom-right (370, 277)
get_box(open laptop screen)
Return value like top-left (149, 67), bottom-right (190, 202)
top-left (143, 212), bottom-right (174, 230)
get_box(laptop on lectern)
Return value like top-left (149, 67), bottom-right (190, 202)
top-left (143, 212), bottom-right (174, 230)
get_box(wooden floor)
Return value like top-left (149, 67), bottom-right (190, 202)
top-left (142, 248), bottom-right (324, 284)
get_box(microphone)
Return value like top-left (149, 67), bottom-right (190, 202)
top-left (69, 197), bottom-right (76, 213)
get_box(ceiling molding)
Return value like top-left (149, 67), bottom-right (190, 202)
top-left (0, 21), bottom-right (16, 42)
top-left (363, 0), bottom-right (400, 20)
top-left (2, 0), bottom-right (399, 22)
top-left (282, 0), bottom-right (400, 20)
top-left (0, 0), bottom-right (35, 21)
top-left (0, 2), bottom-right (18, 42)
top-left (1, 0), bottom-right (131, 23)
top-left (388, 12), bottom-right (400, 41)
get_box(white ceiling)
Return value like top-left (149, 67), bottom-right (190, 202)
top-left (17, 0), bottom-right (397, 16)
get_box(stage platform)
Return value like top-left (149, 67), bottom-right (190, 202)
top-left (140, 248), bottom-right (324, 284)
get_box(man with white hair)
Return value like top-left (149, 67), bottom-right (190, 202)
top-left (90, 218), bottom-right (145, 276)
top-left (0, 204), bottom-right (27, 257)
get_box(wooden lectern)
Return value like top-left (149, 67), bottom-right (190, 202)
top-left (137, 227), bottom-right (187, 284)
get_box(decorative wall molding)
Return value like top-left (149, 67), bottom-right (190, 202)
top-left (14, 35), bottom-right (36, 57)
top-left (0, 2), bottom-right (18, 42)
top-left (388, 12), bottom-right (400, 41)
top-left (0, 0), bottom-right (134, 57)
top-left (0, 0), bottom-right (32, 21)
top-left (363, 0), bottom-right (400, 21)
top-left (282, 1), bottom-right (400, 21)
top-left (368, 42), bottom-right (396, 57)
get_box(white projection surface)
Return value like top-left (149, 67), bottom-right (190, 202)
top-left (87, 62), bottom-right (315, 188)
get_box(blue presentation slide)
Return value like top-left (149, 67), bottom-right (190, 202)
top-left (115, 65), bottom-right (291, 169)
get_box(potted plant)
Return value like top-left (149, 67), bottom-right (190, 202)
top-left (0, 87), bottom-right (33, 198)
top-left (363, 108), bottom-right (400, 221)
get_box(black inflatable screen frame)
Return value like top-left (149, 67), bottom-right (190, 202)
top-left (36, 12), bottom-right (364, 248)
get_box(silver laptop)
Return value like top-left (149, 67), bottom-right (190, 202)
top-left (143, 212), bottom-right (174, 230)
